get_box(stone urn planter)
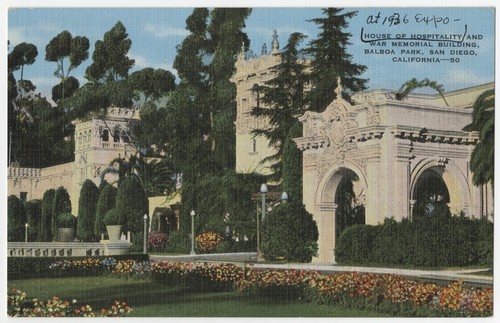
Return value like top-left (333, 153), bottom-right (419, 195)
top-left (106, 225), bottom-right (123, 242)
top-left (58, 228), bottom-right (75, 242)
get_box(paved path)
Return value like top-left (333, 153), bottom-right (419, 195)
top-left (150, 252), bottom-right (493, 287)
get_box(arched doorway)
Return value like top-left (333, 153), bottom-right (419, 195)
top-left (412, 167), bottom-right (451, 218)
top-left (334, 168), bottom-right (366, 240)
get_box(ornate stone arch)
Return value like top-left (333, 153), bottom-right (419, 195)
top-left (410, 157), bottom-right (471, 215)
top-left (315, 159), bottom-right (368, 207)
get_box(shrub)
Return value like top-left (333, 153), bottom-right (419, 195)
top-left (147, 232), bottom-right (168, 252)
top-left (8, 195), bottom-right (27, 242)
top-left (77, 179), bottom-right (99, 242)
top-left (165, 231), bottom-right (191, 254)
top-left (261, 201), bottom-right (318, 262)
top-left (57, 212), bottom-right (76, 228)
top-left (195, 231), bottom-right (223, 253)
top-left (104, 208), bottom-right (124, 226)
top-left (336, 211), bottom-right (494, 267)
top-left (94, 183), bottom-right (117, 238)
top-left (336, 224), bottom-right (380, 264)
top-left (39, 189), bottom-right (55, 242)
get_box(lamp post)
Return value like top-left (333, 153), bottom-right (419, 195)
top-left (190, 210), bottom-right (196, 255)
top-left (143, 214), bottom-right (148, 254)
top-left (256, 184), bottom-right (268, 261)
top-left (24, 223), bottom-right (29, 243)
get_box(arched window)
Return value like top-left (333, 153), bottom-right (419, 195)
top-left (113, 128), bottom-right (120, 143)
top-left (102, 129), bottom-right (109, 142)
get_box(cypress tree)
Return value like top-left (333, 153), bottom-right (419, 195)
top-left (306, 8), bottom-right (368, 112)
top-left (77, 179), bottom-right (99, 241)
top-left (51, 186), bottom-right (72, 240)
top-left (8, 195), bottom-right (27, 242)
top-left (39, 189), bottom-right (55, 241)
top-left (24, 199), bottom-right (42, 242)
top-left (282, 122), bottom-right (303, 203)
top-left (94, 182), bottom-right (117, 237)
top-left (115, 177), bottom-right (148, 234)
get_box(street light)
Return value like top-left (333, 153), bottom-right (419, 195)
top-left (190, 210), bottom-right (196, 255)
top-left (280, 191), bottom-right (288, 203)
top-left (143, 214), bottom-right (148, 254)
top-left (256, 183), bottom-right (268, 261)
top-left (24, 223), bottom-right (29, 243)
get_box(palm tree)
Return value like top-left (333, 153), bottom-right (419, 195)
top-left (463, 89), bottom-right (494, 186)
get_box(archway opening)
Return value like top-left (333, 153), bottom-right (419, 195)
top-left (334, 168), bottom-right (365, 240)
top-left (413, 168), bottom-right (451, 218)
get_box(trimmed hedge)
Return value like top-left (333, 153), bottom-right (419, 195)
top-left (335, 214), bottom-right (494, 267)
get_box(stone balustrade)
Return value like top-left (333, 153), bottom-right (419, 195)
top-left (8, 167), bottom-right (42, 178)
top-left (8, 241), bottom-right (132, 257)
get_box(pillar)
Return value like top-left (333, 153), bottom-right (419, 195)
top-left (312, 202), bottom-right (337, 264)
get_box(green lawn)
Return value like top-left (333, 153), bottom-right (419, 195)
top-left (8, 276), bottom-right (391, 317)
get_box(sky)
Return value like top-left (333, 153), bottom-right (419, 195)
top-left (6, 4), bottom-right (495, 101)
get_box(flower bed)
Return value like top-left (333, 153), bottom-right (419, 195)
top-left (8, 288), bottom-right (132, 317)
top-left (44, 258), bottom-right (493, 317)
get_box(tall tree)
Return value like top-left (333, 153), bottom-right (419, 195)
top-left (51, 186), bottom-right (72, 240)
top-left (77, 179), bottom-right (99, 241)
top-left (94, 182), bottom-right (117, 238)
top-left (39, 189), bottom-right (55, 241)
top-left (250, 32), bottom-right (309, 181)
top-left (8, 195), bottom-right (27, 242)
top-left (463, 89), bottom-right (494, 186)
top-left (66, 21), bottom-right (135, 121)
top-left (306, 8), bottom-right (367, 112)
top-left (168, 8), bottom-right (251, 177)
top-left (24, 199), bottom-right (42, 242)
top-left (45, 30), bottom-right (90, 103)
top-left (282, 122), bottom-right (303, 203)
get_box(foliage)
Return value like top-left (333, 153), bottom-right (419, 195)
top-left (147, 232), bottom-right (168, 252)
top-left (306, 8), bottom-right (367, 112)
top-left (336, 212), bottom-right (494, 267)
top-left (164, 231), bottom-right (191, 254)
top-left (94, 182), bottom-right (117, 237)
top-left (195, 231), bottom-right (223, 253)
top-left (7, 288), bottom-right (132, 317)
top-left (281, 122), bottom-right (303, 203)
top-left (85, 21), bottom-right (134, 83)
top-left (261, 201), bottom-right (319, 262)
top-left (51, 187), bottom-right (72, 239)
top-left (250, 32), bottom-right (309, 181)
top-left (77, 179), bottom-right (99, 241)
top-left (129, 67), bottom-right (176, 104)
top-left (463, 89), bottom-right (494, 186)
top-left (179, 171), bottom-right (263, 241)
top-left (8, 42), bottom-right (38, 81)
top-left (149, 8), bottom-right (251, 178)
top-left (45, 30), bottom-right (90, 102)
top-left (24, 199), bottom-right (42, 242)
top-left (103, 208), bottom-right (124, 226)
top-left (335, 224), bottom-right (380, 264)
top-left (395, 78), bottom-right (448, 105)
top-left (115, 176), bottom-right (149, 233)
top-left (8, 195), bottom-right (27, 242)
top-left (57, 212), bottom-right (76, 228)
top-left (39, 189), bottom-right (55, 241)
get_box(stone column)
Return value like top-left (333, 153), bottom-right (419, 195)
top-left (312, 202), bottom-right (337, 264)
top-left (409, 199), bottom-right (416, 221)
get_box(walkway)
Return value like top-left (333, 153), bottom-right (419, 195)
top-left (150, 252), bottom-right (493, 287)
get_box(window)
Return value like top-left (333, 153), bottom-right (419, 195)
top-left (252, 138), bottom-right (257, 153)
top-left (102, 129), bottom-right (109, 142)
top-left (113, 129), bottom-right (120, 143)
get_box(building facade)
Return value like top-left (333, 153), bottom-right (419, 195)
top-left (231, 35), bottom-right (494, 264)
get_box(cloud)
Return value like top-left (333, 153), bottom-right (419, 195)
top-left (144, 23), bottom-right (188, 38)
top-left (444, 68), bottom-right (492, 88)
